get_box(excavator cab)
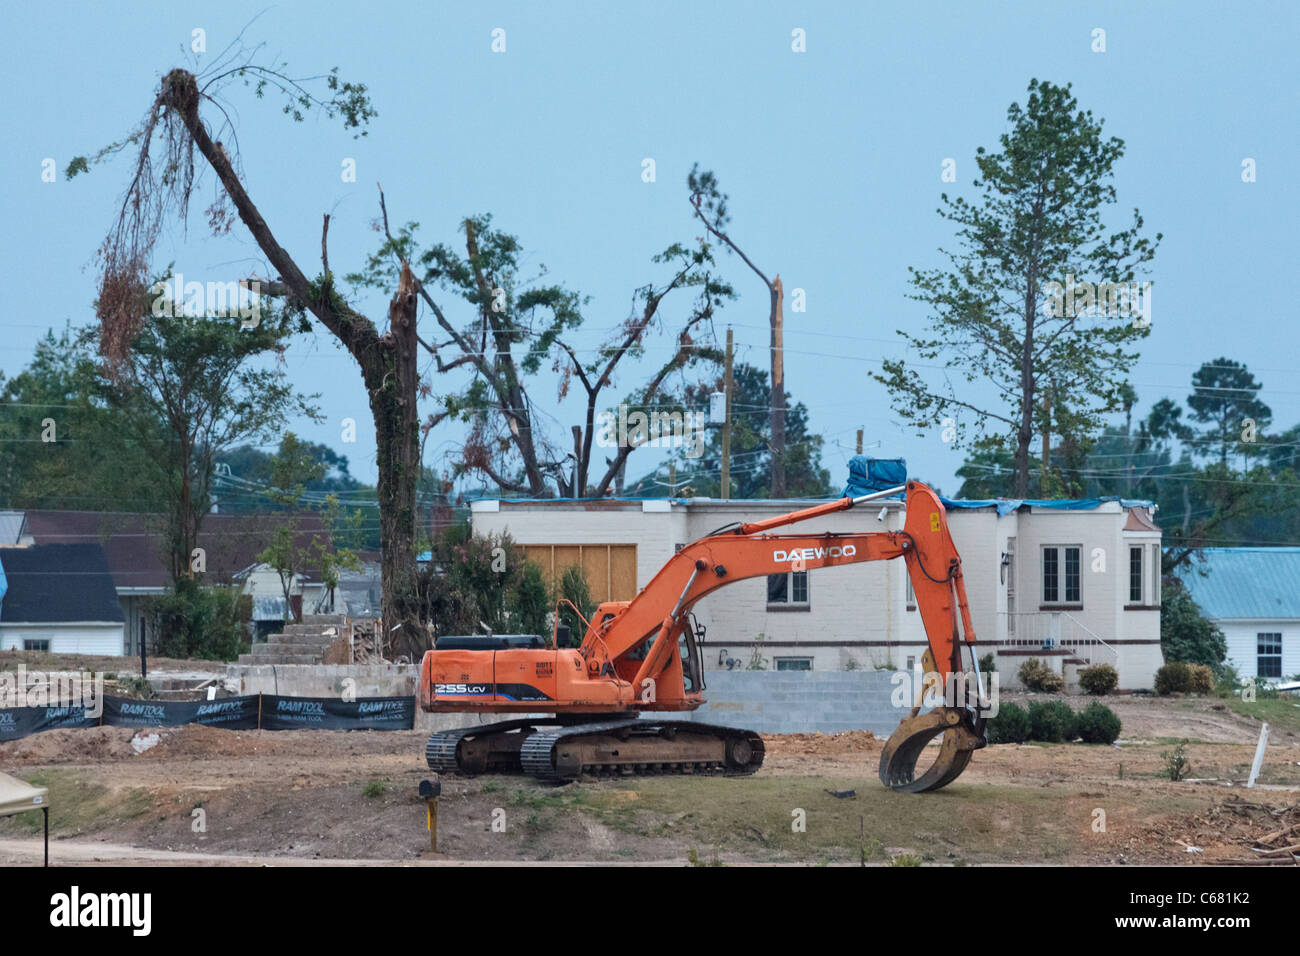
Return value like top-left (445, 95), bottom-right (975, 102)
top-left (678, 615), bottom-right (705, 695)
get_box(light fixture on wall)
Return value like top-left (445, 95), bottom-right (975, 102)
top-left (1000, 552), bottom-right (1012, 585)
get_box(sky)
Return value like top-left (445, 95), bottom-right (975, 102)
top-left (2, 0), bottom-right (1297, 500)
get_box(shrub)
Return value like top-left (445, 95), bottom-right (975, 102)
top-left (1214, 664), bottom-right (1243, 697)
top-left (1078, 663), bottom-right (1118, 696)
top-left (1154, 661), bottom-right (1193, 695)
top-left (985, 702), bottom-right (1031, 744)
top-left (978, 653), bottom-right (996, 674)
top-left (143, 579), bottom-right (250, 661)
top-left (1018, 657), bottom-right (1065, 693)
top-left (514, 561), bottom-right (551, 638)
top-left (557, 565), bottom-right (594, 646)
top-left (1027, 700), bottom-right (1077, 742)
top-left (1187, 664), bottom-right (1214, 695)
top-left (1075, 702), bottom-right (1122, 744)
top-left (1162, 742), bottom-right (1191, 781)
top-left (1155, 661), bottom-right (1212, 696)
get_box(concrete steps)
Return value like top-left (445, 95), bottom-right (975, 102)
top-left (238, 616), bottom-right (347, 666)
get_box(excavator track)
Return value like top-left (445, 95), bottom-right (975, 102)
top-left (426, 718), bottom-right (549, 775)
top-left (427, 717), bottom-right (764, 780)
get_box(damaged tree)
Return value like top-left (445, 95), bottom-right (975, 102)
top-left (687, 166), bottom-right (789, 497)
top-left (351, 207), bottom-right (731, 498)
top-left (73, 64), bottom-right (430, 659)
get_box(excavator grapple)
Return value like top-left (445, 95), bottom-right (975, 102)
top-left (878, 708), bottom-right (983, 793)
top-left (418, 480), bottom-right (988, 792)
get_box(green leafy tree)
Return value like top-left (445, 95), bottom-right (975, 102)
top-left (0, 325), bottom-right (158, 510)
top-left (1160, 577), bottom-right (1228, 668)
top-left (256, 433), bottom-right (362, 622)
top-left (875, 79), bottom-right (1160, 496)
top-left (1186, 358), bottom-right (1271, 464)
top-left (349, 208), bottom-right (730, 498)
top-left (107, 312), bottom-right (318, 584)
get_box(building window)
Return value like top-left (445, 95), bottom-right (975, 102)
top-left (1042, 545), bottom-right (1081, 605)
top-left (1129, 546), bottom-right (1143, 603)
top-left (775, 657), bottom-right (812, 671)
top-left (1258, 633), bottom-right (1282, 679)
top-left (767, 570), bottom-right (809, 607)
top-left (23, 639), bottom-right (50, 652)
top-left (1150, 543), bottom-right (1161, 604)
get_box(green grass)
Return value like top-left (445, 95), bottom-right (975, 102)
top-left (1222, 693), bottom-right (1300, 735)
top-left (0, 769), bottom-right (151, 836)
top-left (498, 774), bottom-right (1084, 864)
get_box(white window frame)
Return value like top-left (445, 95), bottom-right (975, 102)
top-left (1257, 632), bottom-right (1283, 679)
top-left (1128, 545), bottom-right (1143, 603)
top-left (767, 569), bottom-right (810, 608)
top-left (1041, 544), bottom-right (1082, 606)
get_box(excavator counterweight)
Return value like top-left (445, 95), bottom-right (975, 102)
top-left (418, 481), bottom-right (988, 791)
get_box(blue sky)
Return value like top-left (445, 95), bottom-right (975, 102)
top-left (2, 0), bottom-right (1297, 497)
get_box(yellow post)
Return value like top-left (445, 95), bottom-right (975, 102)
top-left (420, 778), bottom-right (441, 852)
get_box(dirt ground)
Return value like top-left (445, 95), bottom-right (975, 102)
top-left (0, 693), bottom-right (1297, 866)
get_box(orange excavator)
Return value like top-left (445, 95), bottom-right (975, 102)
top-left (419, 481), bottom-right (989, 792)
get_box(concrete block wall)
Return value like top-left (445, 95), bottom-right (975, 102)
top-left (685, 669), bottom-right (909, 737)
top-left (227, 663), bottom-right (419, 699)
top-left (225, 664), bottom-right (911, 737)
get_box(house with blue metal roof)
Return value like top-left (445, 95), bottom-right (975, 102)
top-left (1179, 548), bottom-right (1300, 681)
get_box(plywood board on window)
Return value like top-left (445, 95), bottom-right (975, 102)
top-left (520, 544), bottom-right (637, 603)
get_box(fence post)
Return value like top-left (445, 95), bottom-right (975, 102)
top-left (1247, 722), bottom-right (1270, 788)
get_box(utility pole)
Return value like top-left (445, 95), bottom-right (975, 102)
top-left (668, 462), bottom-right (676, 496)
top-left (856, 429), bottom-right (864, 456)
top-left (769, 276), bottom-right (786, 497)
top-left (720, 327), bottom-right (734, 500)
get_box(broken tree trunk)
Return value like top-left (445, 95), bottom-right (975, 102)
top-left (156, 68), bottom-right (427, 660)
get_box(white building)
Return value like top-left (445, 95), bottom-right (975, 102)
top-left (1180, 548), bottom-right (1300, 681)
top-left (0, 543), bottom-right (126, 655)
top-left (469, 492), bottom-right (1165, 690)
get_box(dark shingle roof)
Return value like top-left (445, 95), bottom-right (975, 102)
top-left (21, 511), bottom-right (327, 590)
top-left (0, 543), bottom-right (125, 624)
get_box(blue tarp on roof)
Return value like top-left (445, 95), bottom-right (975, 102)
top-left (939, 497), bottom-right (1156, 517)
top-left (1179, 548), bottom-right (1300, 620)
top-left (843, 456), bottom-right (908, 497)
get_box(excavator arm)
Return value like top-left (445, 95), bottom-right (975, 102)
top-left (572, 481), bottom-right (988, 791)
top-left (418, 480), bottom-right (987, 791)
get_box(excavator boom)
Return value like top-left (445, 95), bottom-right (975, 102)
top-left (419, 481), bottom-right (988, 791)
